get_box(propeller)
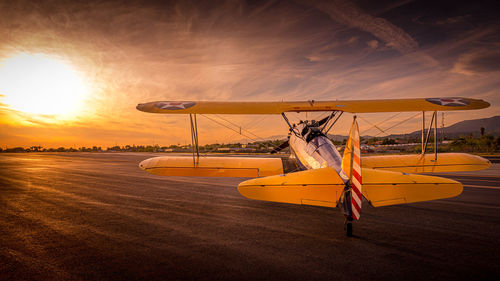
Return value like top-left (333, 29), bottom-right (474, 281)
top-left (316, 115), bottom-right (331, 127)
top-left (270, 140), bottom-right (289, 154)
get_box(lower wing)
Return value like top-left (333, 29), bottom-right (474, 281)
top-left (363, 153), bottom-right (490, 173)
top-left (139, 152), bottom-right (490, 179)
top-left (139, 156), bottom-right (284, 177)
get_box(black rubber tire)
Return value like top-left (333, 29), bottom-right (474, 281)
top-left (346, 222), bottom-right (353, 237)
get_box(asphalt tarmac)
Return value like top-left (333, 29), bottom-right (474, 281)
top-left (1, 153), bottom-right (499, 280)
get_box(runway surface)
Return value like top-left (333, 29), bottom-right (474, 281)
top-left (1, 153), bottom-right (499, 280)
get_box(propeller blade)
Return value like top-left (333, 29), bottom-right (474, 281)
top-left (317, 115), bottom-right (331, 127)
top-left (270, 140), bottom-right (289, 154)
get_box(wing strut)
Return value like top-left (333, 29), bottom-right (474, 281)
top-left (434, 111), bottom-right (438, 160)
top-left (421, 111), bottom-right (425, 154)
top-left (281, 113), bottom-right (293, 130)
top-left (189, 114), bottom-right (200, 165)
top-left (319, 111), bottom-right (337, 132)
top-left (421, 111), bottom-right (438, 160)
top-left (281, 113), bottom-right (299, 137)
top-left (324, 111), bottom-right (343, 134)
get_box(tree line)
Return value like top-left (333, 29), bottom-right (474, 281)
top-left (0, 140), bottom-right (285, 153)
top-left (1, 134), bottom-right (499, 153)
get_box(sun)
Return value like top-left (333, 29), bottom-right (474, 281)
top-left (0, 53), bottom-right (88, 117)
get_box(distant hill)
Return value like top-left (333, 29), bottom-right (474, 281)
top-left (402, 115), bottom-right (500, 138)
top-left (441, 116), bottom-right (500, 134)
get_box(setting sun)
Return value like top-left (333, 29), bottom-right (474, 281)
top-left (0, 53), bottom-right (87, 117)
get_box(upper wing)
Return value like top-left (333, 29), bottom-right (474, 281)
top-left (136, 97), bottom-right (489, 114)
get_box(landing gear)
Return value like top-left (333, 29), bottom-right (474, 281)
top-left (341, 186), bottom-right (354, 237)
top-left (344, 219), bottom-right (353, 237)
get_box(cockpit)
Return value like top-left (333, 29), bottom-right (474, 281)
top-left (290, 120), bottom-right (348, 182)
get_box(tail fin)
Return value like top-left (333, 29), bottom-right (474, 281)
top-left (341, 117), bottom-right (362, 220)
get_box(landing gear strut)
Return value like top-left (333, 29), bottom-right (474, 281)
top-left (341, 185), bottom-right (354, 237)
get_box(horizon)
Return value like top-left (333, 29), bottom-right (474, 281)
top-left (3, 113), bottom-right (498, 150)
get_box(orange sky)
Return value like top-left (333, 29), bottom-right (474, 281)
top-left (0, 0), bottom-right (498, 148)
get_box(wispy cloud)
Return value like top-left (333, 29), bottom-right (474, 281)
top-left (301, 0), bottom-right (419, 54)
top-left (452, 48), bottom-right (500, 75)
top-left (0, 0), bottom-right (497, 147)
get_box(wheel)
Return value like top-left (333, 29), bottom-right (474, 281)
top-left (346, 222), bottom-right (353, 237)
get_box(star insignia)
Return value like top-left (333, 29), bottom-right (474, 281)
top-left (154, 102), bottom-right (196, 110)
top-left (426, 98), bottom-right (470, 107)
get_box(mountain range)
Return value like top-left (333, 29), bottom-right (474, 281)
top-left (384, 115), bottom-right (500, 139)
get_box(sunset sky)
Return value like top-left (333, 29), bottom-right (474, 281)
top-left (0, 0), bottom-right (498, 148)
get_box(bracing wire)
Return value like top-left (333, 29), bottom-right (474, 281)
top-left (199, 114), bottom-right (285, 153)
top-left (358, 112), bottom-right (402, 135)
top-left (371, 112), bottom-right (421, 137)
top-left (214, 114), bottom-right (270, 142)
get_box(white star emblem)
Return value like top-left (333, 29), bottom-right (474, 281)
top-left (426, 98), bottom-right (470, 107)
top-left (155, 102), bottom-right (196, 110)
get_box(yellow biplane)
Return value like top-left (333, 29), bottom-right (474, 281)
top-left (136, 97), bottom-right (491, 236)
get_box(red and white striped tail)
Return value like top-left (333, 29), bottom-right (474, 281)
top-left (349, 120), bottom-right (362, 220)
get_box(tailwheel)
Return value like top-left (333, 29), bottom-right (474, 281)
top-left (344, 219), bottom-right (353, 237)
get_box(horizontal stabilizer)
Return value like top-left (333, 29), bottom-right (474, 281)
top-left (238, 167), bottom-right (462, 208)
top-left (363, 153), bottom-right (490, 173)
top-left (238, 167), bottom-right (345, 208)
top-left (136, 98), bottom-right (489, 114)
top-left (362, 168), bottom-right (462, 207)
top-left (139, 156), bottom-right (283, 177)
